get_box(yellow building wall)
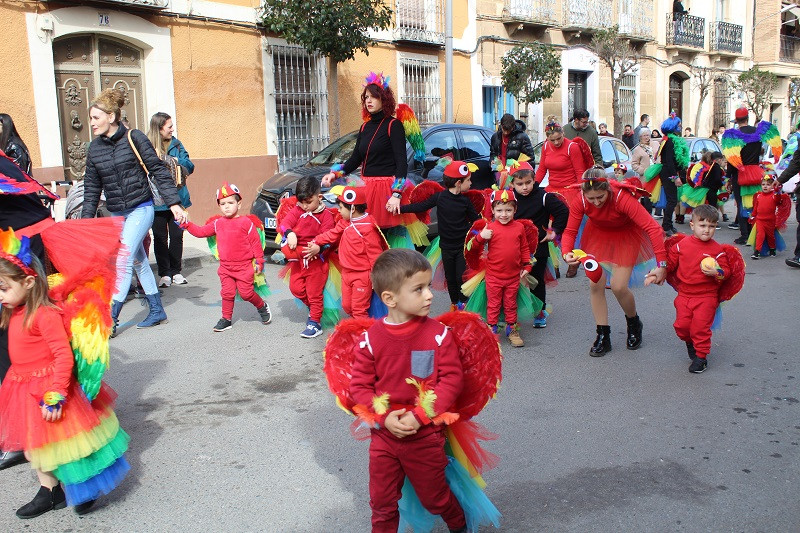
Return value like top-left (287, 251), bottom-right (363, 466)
top-left (0, 6), bottom-right (42, 170)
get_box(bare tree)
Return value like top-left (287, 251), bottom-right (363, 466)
top-left (691, 65), bottom-right (725, 136)
top-left (590, 26), bottom-right (641, 138)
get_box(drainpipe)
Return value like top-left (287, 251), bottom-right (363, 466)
top-left (445, 0), bottom-right (453, 122)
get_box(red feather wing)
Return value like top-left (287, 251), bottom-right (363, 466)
top-left (777, 193), bottom-right (792, 230)
top-left (664, 233), bottom-right (688, 291)
top-left (436, 311), bottom-right (502, 421)
top-left (409, 181), bottom-right (445, 224)
top-left (322, 317), bottom-right (376, 414)
top-left (719, 244), bottom-right (746, 302)
top-left (464, 219), bottom-right (487, 271)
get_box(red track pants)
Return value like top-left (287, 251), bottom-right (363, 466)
top-left (673, 293), bottom-right (718, 358)
top-left (289, 259), bottom-right (328, 323)
top-left (219, 260), bottom-right (264, 320)
top-left (341, 268), bottom-right (372, 319)
top-left (486, 275), bottom-right (520, 325)
top-left (368, 429), bottom-right (465, 533)
top-left (755, 219), bottom-right (776, 251)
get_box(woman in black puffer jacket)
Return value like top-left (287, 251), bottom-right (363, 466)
top-left (82, 89), bottom-right (187, 337)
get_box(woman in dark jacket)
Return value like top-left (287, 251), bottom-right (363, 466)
top-left (0, 114), bottom-right (32, 174)
top-left (82, 89), bottom-right (186, 336)
top-left (489, 113), bottom-right (535, 168)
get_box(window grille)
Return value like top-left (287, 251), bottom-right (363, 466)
top-left (400, 56), bottom-right (442, 124)
top-left (269, 45), bottom-right (329, 171)
top-left (618, 74), bottom-right (637, 129)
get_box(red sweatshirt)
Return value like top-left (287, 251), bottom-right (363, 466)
top-left (184, 216), bottom-right (264, 266)
top-left (471, 220), bottom-right (532, 280)
top-left (667, 235), bottom-right (729, 297)
top-left (350, 316), bottom-right (463, 431)
top-left (535, 138), bottom-right (584, 188)
top-left (561, 184), bottom-right (668, 264)
top-left (278, 205), bottom-right (336, 249)
top-left (8, 306), bottom-right (74, 399)
top-left (312, 213), bottom-right (385, 271)
top-left (750, 190), bottom-right (782, 222)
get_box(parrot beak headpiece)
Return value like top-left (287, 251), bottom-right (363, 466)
top-left (572, 248), bottom-right (603, 283)
top-left (0, 228), bottom-right (36, 277)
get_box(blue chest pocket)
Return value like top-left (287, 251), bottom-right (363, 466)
top-left (411, 350), bottom-right (435, 379)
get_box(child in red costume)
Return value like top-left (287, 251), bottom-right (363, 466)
top-left (181, 182), bottom-right (270, 332)
top-left (349, 249), bottom-right (466, 533)
top-left (279, 176), bottom-right (336, 338)
top-left (748, 175), bottom-right (788, 259)
top-left (466, 188), bottom-right (533, 347)
top-left (650, 205), bottom-right (732, 374)
top-left (304, 186), bottom-right (386, 319)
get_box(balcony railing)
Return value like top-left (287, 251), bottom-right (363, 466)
top-left (504, 0), bottom-right (559, 26)
top-left (666, 12), bottom-right (705, 49)
top-left (618, 0), bottom-right (654, 40)
top-left (780, 35), bottom-right (800, 63)
top-left (563, 0), bottom-right (613, 30)
top-left (710, 21), bottom-right (743, 55)
top-left (393, 0), bottom-right (444, 45)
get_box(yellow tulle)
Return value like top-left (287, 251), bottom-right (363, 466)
top-left (461, 271), bottom-right (485, 297)
top-left (29, 412), bottom-right (119, 473)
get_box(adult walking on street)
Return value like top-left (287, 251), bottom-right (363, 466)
top-left (776, 148), bottom-right (800, 268)
top-left (489, 113), bottom-right (535, 167)
top-left (563, 109), bottom-right (603, 166)
top-left (147, 112), bottom-right (194, 288)
top-left (81, 89), bottom-right (186, 336)
top-left (0, 114), bottom-right (31, 175)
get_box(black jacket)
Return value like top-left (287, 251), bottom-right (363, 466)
top-left (489, 120), bottom-right (535, 164)
top-left (82, 125), bottom-right (180, 217)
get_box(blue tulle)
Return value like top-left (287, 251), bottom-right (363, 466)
top-left (63, 455), bottom-right (131, 506)
top-left (398, 456), bottom-right (501, 533)
top-left (368, 291), bottom-right (388, 319)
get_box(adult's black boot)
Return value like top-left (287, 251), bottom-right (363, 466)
top-left (626, 314), bottom-right (643, 350)
top-left (590, 325), bottom-right (612, 356)
top-left (16, 485), bottom-right (66, 519)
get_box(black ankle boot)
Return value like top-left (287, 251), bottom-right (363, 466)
top-left (590, 325), bottom-right (612, 356)
top-left (686, 341), bottom-right (696, 360)
top-left (16, 485), bottom-right (66, 519)
top-left (626, 315), bottom-right (643, 350)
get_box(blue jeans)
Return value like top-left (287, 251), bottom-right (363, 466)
top-left (113, 203), bottom-right (158, 301)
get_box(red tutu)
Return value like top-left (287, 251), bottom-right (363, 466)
top-left (364, 176), bottom-right (418, 228)
top-left (580, 221), bottom-right (655, 267)
top-left (0, 364), bottom-right (117, 464)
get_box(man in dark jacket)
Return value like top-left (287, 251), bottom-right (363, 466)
top-left (489, 113), bottom-right (535, 167)
top-left (777, 149), bottom-right (800, 268)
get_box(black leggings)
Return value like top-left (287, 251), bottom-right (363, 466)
top-left (442, 247), bottom-right (468, 304)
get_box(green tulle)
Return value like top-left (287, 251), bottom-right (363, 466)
top-left (53, 428), bottom-right (130, 485)
top-left (464, 278), bottom-right (543, 324)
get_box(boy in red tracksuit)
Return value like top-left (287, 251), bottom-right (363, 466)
top-left (350, 248), bottom-right (466, 533)
top-left (665, 205), bottom-right (731, 374)
top-left (279, 176), bottom-right (336, 338)
top-left (304, 186), bottom-right (386, 319)
top-left (181, 182), bottom-right (271, 332)
top-left (467, 188), bottom-right (533, 347)
top-left (749, 175), bottom-right (787, 259)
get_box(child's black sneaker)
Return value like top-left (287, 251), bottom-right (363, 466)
top-left (686, 341), bottom-right (696, 360)
top-left (213, 318), bottom-right (232, 332)
top-left (751, 251), bottom-right (760, 260)
top-left (257, 304), bottom-right (272, 324)
top-left (769, 249), bottom-right (776, 257)
top-left (300, 320), bottom-right (322, 338)
top-left (689, 357), bottom-right (707, 374)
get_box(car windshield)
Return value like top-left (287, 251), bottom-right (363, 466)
top-left (308, 132), bottom-right (359, 166)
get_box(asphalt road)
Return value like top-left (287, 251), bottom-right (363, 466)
top-left (1, 213), bottom-right (798, 532)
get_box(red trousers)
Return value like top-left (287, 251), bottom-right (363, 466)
top-left (219, 260), bottom-right (264, 320)
top-left (289, 259), bottom-right (328, 322)
top-left (342, 268), bottom-right (372, 319)
top-left (673, 293), bottom-right (718, 358)
top-left (755, 219), bottom-right (776, 251)
top-left (368, 429), bottom-right (465, 533)
top-left (486, 275), bottom-right (520, 325)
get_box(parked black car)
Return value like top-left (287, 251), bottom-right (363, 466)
top-left (252, 123), bottom-right (495, 248)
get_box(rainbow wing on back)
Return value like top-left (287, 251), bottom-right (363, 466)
top-left (40, 219), bottom-right (123, 400)
top-left (396, 103), bottom-right (426, 162)
top-left (719, 244), bottom-right (745, 302)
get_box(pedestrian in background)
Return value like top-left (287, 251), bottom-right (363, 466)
top-left (147, 112), bottom-right (194, 288)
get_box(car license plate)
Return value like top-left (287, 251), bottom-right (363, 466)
top-left (265, 218), bottom-right (277, 229)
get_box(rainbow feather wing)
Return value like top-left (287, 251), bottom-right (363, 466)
top-left (396, 103), bottom-right (426, 162)
top-left (322, 318), bottom-right (377, 415)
